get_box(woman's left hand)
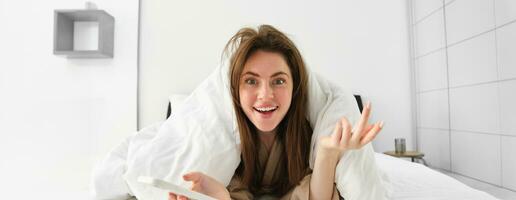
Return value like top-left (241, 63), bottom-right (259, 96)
top-left (317, 102), bottom-right (383, 158)
top-left (168, 172), bottom-right (230, 200)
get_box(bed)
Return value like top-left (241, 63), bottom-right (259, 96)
top-left (165, 94), bottom-right (498, 200)
top-left (375, 153), bottom-right (496, 199)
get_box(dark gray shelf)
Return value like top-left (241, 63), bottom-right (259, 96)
top-left (53, 50), bottom-right (113, 58)
top-left (53, 9), bottom-right (114, 58)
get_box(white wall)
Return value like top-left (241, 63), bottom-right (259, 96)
top-left (411, 0), bottom-right (516, 191)
top-left (139, 0), bottom-right (413, 152)
top-left (0, 0), bottom-right (138, 199)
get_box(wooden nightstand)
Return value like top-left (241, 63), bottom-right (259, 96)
top-left (383, 151), bottom-right (428, 166)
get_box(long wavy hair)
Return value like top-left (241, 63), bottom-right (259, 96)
top-left (224, 25), bottom-right (313, 196)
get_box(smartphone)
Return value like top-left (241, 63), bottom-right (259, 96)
top-left (138, 176), bottom-right (217, 200)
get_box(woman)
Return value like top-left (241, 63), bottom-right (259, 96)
top-left (169, 25), bottom-right (383, 200)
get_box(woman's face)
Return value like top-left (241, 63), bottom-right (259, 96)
top-left (239, 50), bottom-right (293, 133)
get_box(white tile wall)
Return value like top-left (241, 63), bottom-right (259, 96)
top-left (451, 131), bottom-right (501, 186)
top-left (447, 31), bottom-right (498, 87)
top-left (449, 83), bottom-right (500, 133)
top-left (418, 128), bottom-right (451, 170)
top-left (501, 136), bottom-right (516, 191)
top-left (415, 9), bottom-right (446, 57)
top-left (413, 0), bottom-right (516, 192)
top-left (496, 22), bottom-right (516, 80)
top-left (495, 0), bottom-right (516, 26)
top-left (418, 89), bottom-right (449, 129)
top-left (499, 80), bottom-right (516, 136)
top-left (416, 50), bottom-right (448, 91)
top-left (413, 0), bottom-right (443, 23)
top-left (445, 0), bottom-right (495, 44)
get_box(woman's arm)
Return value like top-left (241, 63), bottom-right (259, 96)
top-left (310, 147), bottom-right (340, 200)
top-left (309, 102), bottom-right (383, 200)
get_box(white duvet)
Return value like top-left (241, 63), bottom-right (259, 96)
top-left (91, 64), bottom-right (388, 200)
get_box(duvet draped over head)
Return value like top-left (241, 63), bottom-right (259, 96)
top-left (91, 63), bottom-right (388, 200)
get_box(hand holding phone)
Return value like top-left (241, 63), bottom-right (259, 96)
top-left (138, 176), bottom-right (217, 200)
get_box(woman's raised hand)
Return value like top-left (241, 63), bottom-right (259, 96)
top-left (318, 102), bottom-right (384, 158)
top-left (168, 172), bottom-right (230, 200)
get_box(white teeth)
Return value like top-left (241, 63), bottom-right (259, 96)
top-left (255, 106), bottom-right (277, 112)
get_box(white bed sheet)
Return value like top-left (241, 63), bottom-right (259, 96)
top-left (375, 153), bottom-right (498, 200)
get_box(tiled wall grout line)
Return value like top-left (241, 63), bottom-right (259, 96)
top-left (407, 0), bottom-right (420, 151)
top-left (417, 77), bottom-right (516, 94)
top-left (492, 0), bottom-right (504, 189)
top-left (415, 47), bottom-right (445, 60)
top-left (412, 0), bottom-right (458, 26)
top-left (419, 19), bottom-right (516, 60)
top-left (446, 18), bottom-right (516, 50)
top-left (419, 126), bottom-right (516, 138)
top-left (444, 169), bottom-right (516, 193)
top-left (442, 0), bottom-right (453, 172)
top-left (413, 6), bottom-right (443, 26)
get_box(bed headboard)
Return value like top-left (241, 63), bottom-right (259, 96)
top-left (354, 94), bottom-right (364, 113)
top-left (166, 94), bottom-right (364, 119)
top-left (166, 94), bottom-right (188, 119)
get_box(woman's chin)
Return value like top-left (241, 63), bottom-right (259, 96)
top-left (255, 124), bottom-right (278, 133)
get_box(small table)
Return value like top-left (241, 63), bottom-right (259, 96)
top-left (383, 151), bottom-right (427, 165)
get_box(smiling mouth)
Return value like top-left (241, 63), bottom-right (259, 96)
top-left (253, 106), bottom-right (278, 114)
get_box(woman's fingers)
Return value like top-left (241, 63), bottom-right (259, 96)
top-left (190, 182), bottom-right (202, 192)
top-left (323, 102), bottom-right (383, 151)
top-left (352, 102), bottom-right (372, 142)
top-left (169, 192), bottom-right (177, 200)
top-left (339, 118), bottom-right (352, 148)
top-left (331, 121), bottom-right (342, 143)
top-left (364, 124), bottom-right (374, 133)
top-left (183, 172), bottom-right (202, 183)
top-left (184, 172), bottom-right (207, 194)
top-left (177, 195), bottom-right (188, 200)
top-left (360, 121), bottom-right (384, 146)
top-left (184, 172), bottom-right (203, 193)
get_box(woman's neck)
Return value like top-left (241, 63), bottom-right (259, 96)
top-left (258, 130), bottom-right (276, 152)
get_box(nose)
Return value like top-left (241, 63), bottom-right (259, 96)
top-left (257, 82), bottom-right (274, 100)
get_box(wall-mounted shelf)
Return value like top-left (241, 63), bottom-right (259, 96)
top-left (53, 9), bottom-right (114, 58)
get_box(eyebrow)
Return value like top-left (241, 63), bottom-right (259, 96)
top-left (242, 71), bottom-right (289, 78)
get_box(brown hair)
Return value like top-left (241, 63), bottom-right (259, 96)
top-left (224, 25), bottom-right (312, 196)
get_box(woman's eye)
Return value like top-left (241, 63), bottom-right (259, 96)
top-left (273, 79), bottom-right (285, 85)
top-left (245, 79), bottom-right (257, 85)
